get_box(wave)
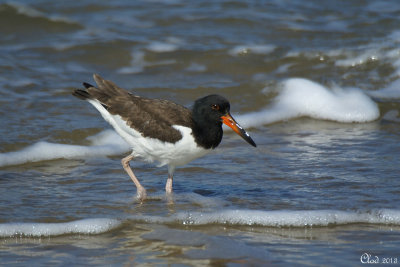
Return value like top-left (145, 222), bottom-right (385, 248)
top-left (0, 218), bottom-right (120, 237)
top-left (2, 209), bottom-right (399, 237)
top-left (368, 79), bottom-right (400, 99)
top-left (118, 49), bottom-right (177, 74)
top-left (0, 78), bottom-right (382, 167)
top-left (146, 41), bottom-right (180, 53)
top-left (237, 78), bottom-right (380, 127)
top-left (229, 44), bottom-right (276, 56)
top-left (0, 130), bottom-right (129, 167)
top-left (131, 209), bottom-right (400, 227)
top-left (1, 2), bottom-right (79, 25)
top-left (284, 28), bottom-right (400, 80)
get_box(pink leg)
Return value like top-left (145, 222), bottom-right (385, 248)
top-left (165, 165), bottom-right (175, 194)
top-left (121, 155), bottom-right (147, 200)
top-left (165, 175), bottom-right (173, 194)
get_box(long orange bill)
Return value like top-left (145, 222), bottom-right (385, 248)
top-left (221, 113), bottom-right (257, 147)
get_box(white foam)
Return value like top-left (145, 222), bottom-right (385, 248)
top-left (0, 218), bottom-right (121, 237)
top-left (335, 49), bottom-right (380, 67)
top-left (368, 79), bottom-right (400, 99)
top-left (3, 209), bottom-right (399, 237)
top-left (118, 50), bottom-right (176, 74)
top-left (229, 44), bottom-right (276, 56)
top-left (0, 130), bottom-right (129, 167)
top-left (132, 209), bottom-right (400, 227)
top-left (7, 2), bottom-right (78, 24)
top-left (284, 29), bottom-right (400, 78)
top-left (237, 78), bottom-right (379, 127)
top-left (86, 129), bottom-right (128, 147)
top-left (118, 51), bottom-right (146, 74)
top-left (382, 110), bottom-right (400, 122)
top-left (8, 2), bottom-right (43, 18)
top-left (147, 42), bottom-right (179, 53)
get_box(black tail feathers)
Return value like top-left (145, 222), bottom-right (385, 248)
top-left (72, 82), bottom-right (96, 100)
top-left (83, 82), bottom-right (94, 89)
top-left (72, 89), bottom-right (91, 100)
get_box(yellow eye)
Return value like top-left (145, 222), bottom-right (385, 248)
top-left (211, 104), bottom-right (220, 111)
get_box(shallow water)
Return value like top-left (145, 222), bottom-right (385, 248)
top-left (1, 0), bottom-right (400, 266)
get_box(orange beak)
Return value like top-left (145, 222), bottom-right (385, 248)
top-left (221, 113), bottom-right (256, 147)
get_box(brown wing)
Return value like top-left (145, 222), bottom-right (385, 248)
top-left (84, 74), bottom-right (193, 143)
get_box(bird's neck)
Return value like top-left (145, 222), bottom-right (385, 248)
top-left (191, 120), bottom-right (223, 149)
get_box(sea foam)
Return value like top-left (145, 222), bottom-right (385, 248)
top-left (229, 44), bottom-right (276, 56)
top-left (147, 42), bottom-right (179, 53)
top-left (132, 209), bottom-right (400, 227)
top-left (0, 218), bottom-right (121, 237)
top-left (118, 49), bottom-right (176, 74)
top-left (2, 209), bottom-right (399, 237)
top-left (368, 79), bottom-right (400, 99)
top-left (335, 49), bottom-right (380, 67)
top-left (6, 2), bottom-right (79, 25)
top-left (237, 78), bottom-right (380, 127)
top-left (0, 130), bottom-right (129, 167)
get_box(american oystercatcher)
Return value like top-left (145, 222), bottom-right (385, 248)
top-left (73, 74), bottom-right (256, 200)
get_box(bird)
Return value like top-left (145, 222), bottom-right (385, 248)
top-left (73, 74), bottom-right (256, 200)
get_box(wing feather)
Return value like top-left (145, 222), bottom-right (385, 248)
top-left (80, 74), bottom-right (193, 143)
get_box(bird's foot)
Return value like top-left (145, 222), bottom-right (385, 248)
top-left (136, 187), bottom-right (147, 202)
top-left (166, 191), bottom-right (174, 205)
top-left (165, 187), bottom-right (173, 195)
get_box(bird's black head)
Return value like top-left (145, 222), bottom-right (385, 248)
top-left (192, 94), bottom-right (230, 124)
top-left (192, 94), bottom-right (256, 148)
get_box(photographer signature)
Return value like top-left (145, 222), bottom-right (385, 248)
top-left (361, 253), bottom-right (398, 264)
